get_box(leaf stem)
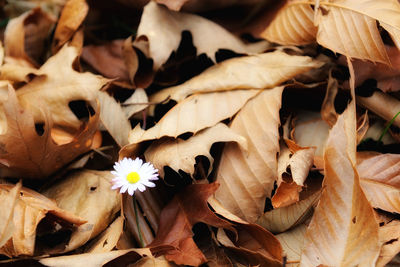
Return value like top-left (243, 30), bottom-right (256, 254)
top-left (133, 195), bottom-right (145, 247)
top-left (378, 111), bottom-right (400, 142)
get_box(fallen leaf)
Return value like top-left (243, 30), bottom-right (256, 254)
top-left (377, 220), bottom-right (400, 267)
top-left (0, 85), bottom-right (100, 178)
top-left (148, 183), bottom-right (233, 266)
top-left (136, 1), bottom-right (269, 70)
top-left (275, 223), bottom-right (307, 266)
top-left (42, 170), bottom-right (121, 253)
top-left (52, 0), bottom-right (89, 53)
top-left (150, 50), bottom-right (323, 103)
top-left (321, 72), bottom-right (339, 127)
top-left (0, 182), bottom-right (21, 248)
top-left (144, 123), bottom-right (247, 177)
top-left (122, 88), bottom-right (149, 119)
top-left (214, 87), bottom-right (283, 222)
top-left (128, 89), bottom-right (259, 145)
top-left (85, 216), bottom-right (124, 253)
top-left (300, 100), bottom-right (380, 266)
top-left (0, 184), bottom-right (86, 257)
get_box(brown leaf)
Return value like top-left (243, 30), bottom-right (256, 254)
top-left (0, 85), bottom-right (100, 178)
top-left (321, 72), bottom-right (339, 127)
top-left (275, 223), bottom-right (307, 266)
top-left (148, 183), bottom-right (233, 266)
top-left (85, 216), bottom-right (124, 253)
top-left (144, 123), bottom-right (247, 177)
top-left (377, 220), bottom-right (400, 267)
top-left (42, 170), bottom-right (121, 253)
top-left (0, 184), bottom-right (86, 257)
top-left (150, 50), bottom-right (323, 103)
top-left (214, 87), bottom-right (283, 222)
top-left (122, 88), bottom-right (149, 119)
top-left (0, 182), bottom-right (21, 248)
top-left (300, 100), bottom-right (380, 266)
top-left (4, 7), bottom-right (55, 67)
top-left (52, 0), bottom-right (89, 53)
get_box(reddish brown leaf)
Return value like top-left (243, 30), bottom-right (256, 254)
top-left (148, 183), bottom-right (233, 266)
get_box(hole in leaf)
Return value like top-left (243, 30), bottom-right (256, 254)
top-left (35, 124), bottom-right (45, 136)
top-left (90, 186), bottom-right (97, 191)
top-left (352, 216), bottom-right (356, 223)
top-left (68, 100), bottom-right (95, 120)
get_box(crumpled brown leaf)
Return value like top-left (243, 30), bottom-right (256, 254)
top-left (42, 170), bottom-right (121, 253)
top-left (148, 183), bottom-right (233, 266)
top-left (0, 184), bottom-right (86, 257)
top-left (0, 85), bottom-right (100, 178)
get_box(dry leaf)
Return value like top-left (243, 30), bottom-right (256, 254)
top-left (98, 91), bottom-right (131, 147)
top-left (0, 184), bottom-right (86, 257)
top-left (4, 7), bottom-right (55, 67)
top-left (0, 182), bottom-right (21, 248)
top-left (52, 0), bottom-right (89, 53)
top-left (129, 90), bottom-right (259, 145)
top-left (136, 1), bottom-right (269, 70)
top-left (300, 100), bottom-right (380, 266)
top-left (122, 88), bottom-right (149, 119)
top-left (42, 170), bottom-right (121, 253)
top-left (144, 123), bottom-right (247, 177)
top-left (262, 0), bottom-right (400, 64)
top-left (85, 216), bottom-right (124, 253)
top-left (376, 220), bottom-right (400, 267)
top-left (257, 192), bottom-right (319, 234)
top-left (150, 50), bottom-right (323, 103)
top-left (321, 72), bottom-right (339, 127)
top-left (149, 183), bottom-right (233, 266)
top-left (15, 44), bottom-right (109, 128)
top-left (0, 86), bottom-right (100, 178)
top-left (276, 223), bottom-right (307, 267)
top-left (214, 87), bottom-right (283, 222)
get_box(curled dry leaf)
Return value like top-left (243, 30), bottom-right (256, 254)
top-left (98, 91), bottom-right (131, 147)
top-left (144, 123), bottom-right (247, 177)
top-left (376, 220), bottom-right (400, 267)
top-left (151, 50), bottom-right (323, 103)
top-left (0, 86), bottom-right (100, 178)
top-left (148, 183), bottom-right (233, 266)
top-left (52, 0), bottom-right (89, 53)
top-left (128, 90), bottom-right (259, 145)
top-left (42, 170), bottom-right (121, 253)
top-left (257, 192), bottom-right (319, 234)
top-left (122, 88), bottom-right (149, 119)
top-left (321, 72), bottom-right (339, 127)
top-left (4, 7), bottom-right (55, 67)
top-left (0, 182), bottom-right (21, 248)
top-left (300, 101), bottom-right (380, 266)
top-left (136, 1), bottom-right (269, 70)
top-left (214, 87), bottom-right (283, 223)
top-left (0, 184), bottom-right (86, 257)
top-left (85, 216), bottom-right (124, 253)
top-left (14, 44), bottom-right (109, 128)
top-left (262, 0), bottom-right (400, 64)
top-left (275, 223), bottom-right (307, 267)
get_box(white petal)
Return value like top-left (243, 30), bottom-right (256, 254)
top-left (128, 186), bottom-right (135, 196)
top-left (137, 184), bottom-right (146, 192)
top-left (120, 184), bottom-right (128, 193)
top-left (143, 181), bottom-right (156, 187)
top-left (111, 184), bottom-right (120, 190)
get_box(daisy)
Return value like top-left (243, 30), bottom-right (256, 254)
top-left (111, 157), bottom-right (158, 195)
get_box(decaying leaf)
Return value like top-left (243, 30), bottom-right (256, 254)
top-left (122, 88), bottom-right (149, 119)
top-left (0, 182), bottom-right (21, 248)
top-left (12, 44), bottom-right (109, 128)
top-left (129, 90), bottom-right (259, 145)
top-left (149, 183), bottom-right (233, 266)
top-left (214, 87), bottom-right (283, 222)
top-left (150, 50), bottom-right (323, 103)
top-left (0, 184), bottom-right (86, 257)
top-left (42, 170), bottom-right (121, 253)
top-left (376, 220), bottom-right (400, 267)
top-left (144, 123), bottom-right (247, 177)
top-left (276, 223), bottom-right (307, 267)
top-left (321, 72), bottom-right (339, 127)
top-left (136, 1), bottom-right (269, 70)
top-left (85, 216), bottom-right (124, 253)
top-left (0, 86), bottom-right (100, 178)
top-left (300, 100), bottom-right (380, 266)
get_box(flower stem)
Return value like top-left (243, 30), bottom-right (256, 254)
top-left (133, 196), bottom-right (145, 247)
top-left (378, 110), bottom-right (400, 142)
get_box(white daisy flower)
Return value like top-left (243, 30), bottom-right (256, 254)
top-left (111, 157), bottom-right (158, 196)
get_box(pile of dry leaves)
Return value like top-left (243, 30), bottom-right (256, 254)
top-left (0, 0), bottom-right (400, 266)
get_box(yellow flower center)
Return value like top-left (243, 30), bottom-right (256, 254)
top-left (126, 171), bottom-right (140, 184)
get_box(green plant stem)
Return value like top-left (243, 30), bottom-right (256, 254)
top-left (133, 195), bottom-right (145, 247)
top-left (378, 111), bottom-right (400, 142)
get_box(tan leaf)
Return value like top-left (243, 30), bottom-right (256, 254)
top-left (0, 184), bottom-right (86, 257)
top-left (4, 7), bottom-right (55, 66)
top-left (136, 1), bottom-right (269, 70)
top-left (377, 220), bottom-right (400, 267)
top-left (0, 182), bottom-right (21, 248)
top-left (15, 44), bottom-right (109, 128)
top-left (129, 89), bottom-right (259, 144)
top-left (150, 51), bottom-right (323, 103)
top-left (321, 72), bottom-right (339, 127)
top-left (214, 87), bottom-right (283, 222)
top-left (98, 91), bottom-right (131, 147)
top-left (122, 88), bottom-right (149, 119)
top-left (42, 170), bottom-right (121, 253)
top-left (276, 223), bottom-right (307, 267)
top-left (300, 101), bottom-right (380, 266)
top-left (257, 192), bottom-right (319, 234)
top-left (144, 123), bottom-right (247, 177)
top-left (52, 0), bottom-right (89, 53)
top-left (85, 216), bottom-right (124, 253)
top-left (0, 85), bottom-right (100, 178)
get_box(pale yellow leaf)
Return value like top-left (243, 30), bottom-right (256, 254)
top-left (129, 90), bottom-right (259, 144)
top-left (123, 88), bottom-right (149, 119)
top-left (150, 51), bottom-right (323, 103)
top-left (214, 87), bottom-right (283, 222)
top-left (137, 1), bottom-right (269, 70)
top-left (300, 102), bottom-right (380, 266)
top-left (144, 123), bottom-right (247, 177)
top-left (0, 182), bottom-right (21, 248)
top-left (276, 224), bottom-right (307, 267)
top-left (85, 216), bottom-right (124, 253)
top-left (377, 220), bottom-right (400, 267)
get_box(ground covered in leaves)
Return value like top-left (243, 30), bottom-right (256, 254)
top-left (0, 0), bottom-right (400, 266)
